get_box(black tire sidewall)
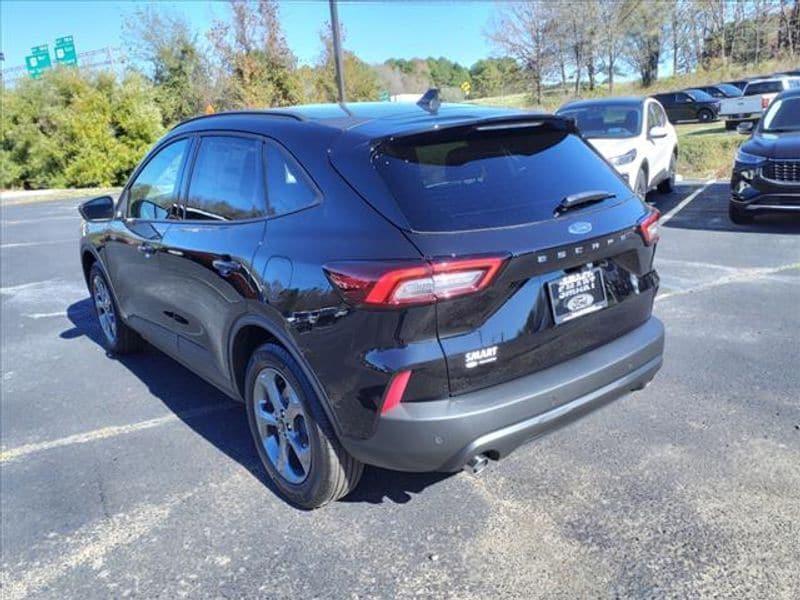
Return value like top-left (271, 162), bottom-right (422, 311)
top-left (635, 169), bottom-right (648, 199)
top-left (244, 343), bottom-right (338, 508)
top-left (729, 203), bottom-right (753, 224)
top-left (698, 109), bottom-right (712, 122)
top-left (659, 155), bottom-right (676, 193)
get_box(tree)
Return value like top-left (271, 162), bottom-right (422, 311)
top-left (123, 7), bottom-right (210, 125)
top-left (625, 2), bottom-right (667, 86)
top-left (489, 1), bottom-right (553, 104)
top-left (469, 57), bottom-right (523, 98)
top-left (311, 24), bottom-right (380, 102)
top-left (1, 69), bottom-right (163, 189)
top-left (208, 0), bottom-right (302, 108)
top-left (597, 0), bottom-right (638, 92)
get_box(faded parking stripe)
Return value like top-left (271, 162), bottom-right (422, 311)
top-left (0, 403), bottom-right (239, 464)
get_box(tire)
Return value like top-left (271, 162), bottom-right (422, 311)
top-left (657, 154), bottom-right (676, 194)
top-left (245, 343), bottom-right (363, 509)
top-left (634, 168), bottom-right (648, 201)
top-left (697, 109), bottom-right (713, 123)
top-left (729, 202), bottom-right (754, 225)
top-left (89, 263), bottom-right (143, 354)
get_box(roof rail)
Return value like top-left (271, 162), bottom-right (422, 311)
top-left (171, 109), bottom-right (306, 130)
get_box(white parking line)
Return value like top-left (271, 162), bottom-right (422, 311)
top-left (2, 216), bottom-right (80, 225)
top-left (660, 179), bottom-right (716, 224)
top-left (0, 239), bottom-right (74, 249)
top-left (656, 262), bottom-right (800, 302)
top-left (0, 403), bottom-right (239, 464)
top-left (22, 311), bottom-right (68, 319)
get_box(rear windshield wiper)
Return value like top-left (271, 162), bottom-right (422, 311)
top-left (556, 191), bottom-right (616, 215)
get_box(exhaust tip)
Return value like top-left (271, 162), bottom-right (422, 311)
top-left (464, 454), bottom-right (490, 476)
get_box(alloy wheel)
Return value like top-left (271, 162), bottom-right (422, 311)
top-left (93, 275), bottom-right (117, 344)
top-left (253, 367), bottom-right (312, 484)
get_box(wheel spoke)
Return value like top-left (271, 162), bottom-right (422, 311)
top-left (287, 432), bottom-right (311, 473)
top-left (275, 434), bottom-right (289, 477)
top-left (259, 372), bottom-right (284, 409)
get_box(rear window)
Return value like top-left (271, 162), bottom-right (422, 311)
top-left (745, 81), bottom-right (783, 95)
top-left (373, 126), bottom-right (632, 232)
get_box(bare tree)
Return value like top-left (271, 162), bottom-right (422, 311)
top-left (489, 1), bottom-right (553, 104)
top-left (207, 0), bottom-right (300, 108)
top-left (597, 0), bottom-right (639, 92)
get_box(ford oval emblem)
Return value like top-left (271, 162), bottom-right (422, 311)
top-left (568, 221), bottom-right (592, 235)
top-left (566, 293), bottom-right (595, 312)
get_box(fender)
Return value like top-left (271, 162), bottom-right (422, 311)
top-left (80, 242), bottom-right (128, 318)
top-left (226, 308), bottom-right (346, 440)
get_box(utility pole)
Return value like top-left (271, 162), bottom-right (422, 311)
top-left (329, 0), bottom-right (346, 104)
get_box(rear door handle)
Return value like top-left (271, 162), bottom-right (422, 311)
top-left (212, 258), bottom-right (241, 276)
top-left (137, 243), bottom-right (155, 257)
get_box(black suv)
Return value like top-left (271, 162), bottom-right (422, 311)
top-left (652, 90), bottom-right (721, 123)
top-left (730, 88), bottom-right (800, 223)
top-left (79, 102), bottom-right (665, 508)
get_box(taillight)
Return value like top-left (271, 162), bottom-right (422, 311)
top-left (761, 96), bottom-right (770, 109)
top-left (637, 209), bottom-right (660, 245)
top-left (325, 255), bottom-right (508, 307)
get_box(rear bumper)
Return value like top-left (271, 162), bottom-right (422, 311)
top-left (342, 317), bottom-right (665, 472)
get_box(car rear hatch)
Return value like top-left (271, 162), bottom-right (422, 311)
top-left (330, 115), bottom-right (659, 396)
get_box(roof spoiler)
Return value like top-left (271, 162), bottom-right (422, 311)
top-left (375, 113), bottom-right (578, 147)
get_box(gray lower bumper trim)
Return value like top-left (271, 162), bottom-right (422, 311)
top-left (342, 317), bottom-right (665, 472)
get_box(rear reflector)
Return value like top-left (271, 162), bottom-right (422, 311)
top-left (381, 370), bottom-right (412, 414)
top-left (637, 209), bottom-right (660, 245)
top-left (325, 255), bottom-right (508, 307)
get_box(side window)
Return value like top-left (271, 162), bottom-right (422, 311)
top-left (264, 141), bottom-right (320, 217)
top-left (128, 139), bottom-right (189, 220)
top-left (655, 103), bottom-right (667, 126)
top-left (647, 103), bottom-right (658, 129)
top-left (185, 136), bottom-right (264, 221)
top-left (676, 93), bottom-right (691, 103)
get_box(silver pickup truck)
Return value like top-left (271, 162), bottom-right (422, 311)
top-left (719, 77), bottom-right (800, 129)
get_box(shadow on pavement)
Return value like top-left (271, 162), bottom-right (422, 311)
top-left (655, 182), bottom-right (800, 234)
top-left (61, 297), bottom-right (450, 508)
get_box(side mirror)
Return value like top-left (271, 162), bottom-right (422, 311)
top-left (649, 126), bottom-right (668, 139)
top-left (737, 121), bottom-right (754, 135)
top-left (78, 195), bottom-right (115, 221)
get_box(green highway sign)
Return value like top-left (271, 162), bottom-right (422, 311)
top-left (54, 36), bottom-right (77, 66)
top-left (25, 44), bottom-right (52, 79)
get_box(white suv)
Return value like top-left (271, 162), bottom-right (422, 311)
top-left (557, 97), bottom-right (679, 199)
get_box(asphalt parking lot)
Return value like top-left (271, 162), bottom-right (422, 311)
top-left (2, 183), bottom-right (799, 599)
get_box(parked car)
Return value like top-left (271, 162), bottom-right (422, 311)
top-left (695, 84), bottom-right (743, 99)
top-left (729, 87), bottom-right (800, 224)
top-left (719, 77), bottom-right (800, 130)
top-left (723, 80), bottom-right (750, 91)
top-left (652, 89), bottom-right (720, 123)
top-left (557, 96), bottom-right (678, 199)
top-left (78, 101), bottom-right (665, 509)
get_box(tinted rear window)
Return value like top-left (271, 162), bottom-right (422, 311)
top-left (373, 127), bottom-right (631, 232)
top-left (745, 82), bottom-right (783, 95)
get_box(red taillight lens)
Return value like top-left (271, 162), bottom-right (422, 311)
top-left (761, 96), bottom-right (770, 109)
top-left (637, 209), bottom-right (660, 245)
top-left (325, 255), bottom-right (508, 307)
